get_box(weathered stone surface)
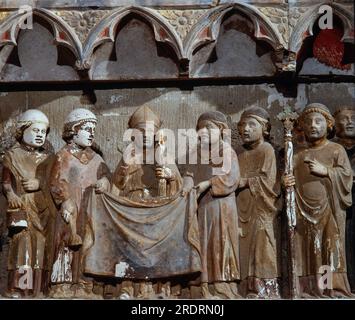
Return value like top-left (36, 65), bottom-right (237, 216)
top-left (55, 10), bottom-right (110, 44)
top-left (0, 82), bottom-right (354, 296)
top-left (0, 0), bottom-right (354, 299)
top-left (257, 4), bottom-right (288, 47)
top-left (1, 82), bottom-right (353, 172)
top-left (0, 1), bottom-right (292, 9)
top-left (0, 0), bottom-right (217, 8)
top-left (91, 18), bottom-right (179, 80)
top-left (0, 22), bottom-right (79, 81)
top-left (159, 9), bottom-right (205, 40)
top-left (300, 58), bottom-right (355, 76)
top-left (0, 2), bottom-right (353, 80)
top-left (191, 14), bottom-right (277, 77)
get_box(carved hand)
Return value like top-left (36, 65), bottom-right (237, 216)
top-left (22, 178), bottom-right (40, 192)
top-left (195, 180), bottom-right (212, 198)
top-left (155, 167), bottom-right (173, 180)
top-left (7, 192), bottom-right (23, 209)
top-left (306, 160), bottom-right (328, 177)
top-left (61, 199), bottom-right (76, 224)
top-left (282, 174), bottom-right (296, 188)
top-left (95, 177), bottom-right (110, 194)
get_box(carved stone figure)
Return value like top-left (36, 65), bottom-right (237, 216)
top-left (188, 111), bottom-right (241, 299)
top-left (284, 103), bottom-right (353, 298)
top-left (110, 106), bottom-right (184, 299)
top-left (334, 107), bottom-right (355, 292)
top-left (111, 106), bottom-right (182, 201)
top-left (81, 106), bottom-right (201, 300)
top-left (49, 108), bottom-right (110, 298)
top-left (2, 110), bottom-right (55, 298)
top-left (236, 107), bottom-right (280, 298)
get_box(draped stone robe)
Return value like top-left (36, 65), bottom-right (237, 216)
top-left (333, 137), bottom-right (355, 292)
top-left (293, 140), bottom-right (353, 296)
top-left (85, 154), bottom-right (200, 299)
top-left (2, 142), bottom-right (55, 292)
top-left (49, 144), bottom-right (110, 285)
top-left (236, 141), bottom-right (280, 297)
top-left (187, 142), bottom-right (240, 284)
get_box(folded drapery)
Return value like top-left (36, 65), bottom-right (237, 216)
top-left (83, 188), bottom-right (201, 280)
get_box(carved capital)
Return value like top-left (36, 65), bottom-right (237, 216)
top-left (75, 58), bottom-right (92, 71)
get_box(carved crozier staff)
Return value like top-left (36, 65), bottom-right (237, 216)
top-left (277, 107), bottom-right (299, 299)
top-left (156, 130), bottom-right (167, 197)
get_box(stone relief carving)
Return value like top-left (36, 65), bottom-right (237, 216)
top-left (257, 6), bottom-right (288, 48)
top-left (88, 106), bottom-right (200, 299)
top-left (190, 13), bottom-right (277, 77)
top-left (333, 107), bottom-right (355, 293)
top-left (0, 1), bottom-right (354, 300)
top-left (49, 108), bottom-right (110, 299)
top-left (159, 10), bottom-right (205, 40)
top-left (184, 3), bottom-right (284, 65)
top-left (2, 110), bottom-right (56, 298)
top-left (184, 111), bottom-right (241, 299)
top-left (2, 102), bottom-right (354, 300)
top-left (0, 8), bottom-right (83, 78)
top-left (82, 6), bottom-right (184, 72)
top-left (91, 18), bottom-right (180, 80)
top-left (289, 3), bottom-right (354, 56)
top-left (289, 3), bottom-right (354, 75)
top-left (0, 2), bottom-right (353, 79)
top-left (289, 6), bottom-right (307, 43)
top-left (1, 22), bottom-right (80, 81)
top-left (55, 10), bottom-right (111, 44)
top-left (283, 103), bottom-right (353, 298)
top-left (236, 107), bottom-right (280, 299)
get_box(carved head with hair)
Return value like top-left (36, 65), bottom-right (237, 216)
top-left (238, 106), bottom-right (271, 145)
top-left (298, 103), bottom-right (335, 142)
top-left (334, 106), bottom-right (355, 139)
top-left (62, 108), bottom-right (97, 148)
top-left (16, 109), bottom-right (50, 148)
top-left (197, 111), bottom-right (229, 146)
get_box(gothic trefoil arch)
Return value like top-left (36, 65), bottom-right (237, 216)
top-left (81, 6), bottom-right (184, 72)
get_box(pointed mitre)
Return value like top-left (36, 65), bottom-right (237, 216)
top-left (128, 106), bottom-right (162, 129)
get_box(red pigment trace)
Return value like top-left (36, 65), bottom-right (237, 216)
top-left (313, 28), bottom-right (351, 70)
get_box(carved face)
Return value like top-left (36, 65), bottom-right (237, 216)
top-left (135, 122), bottom-right (156, 149)
top-left (302, 112), bottom-right (328, 142)
top-left (22, 122), bottom-right (48, 148)
top-left (73, 121), bottom-right (96, 148)
top-left (238, 116), bottom-right (263, 145)
top-left (197, 120), bottom-right (221, 146)
top-left (336, 110), bottom-right (355, 139)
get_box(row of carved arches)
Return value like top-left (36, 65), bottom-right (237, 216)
top-left (0, 3), bottom-right (353, 81)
